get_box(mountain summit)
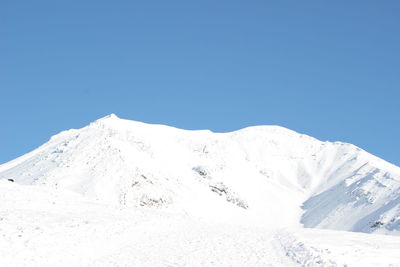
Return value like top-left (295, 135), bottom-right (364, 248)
top-left (1, 114), bottom-right (400, 235)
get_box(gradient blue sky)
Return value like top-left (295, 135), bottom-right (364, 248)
top-left (1, 1), bottom-right (399, 166)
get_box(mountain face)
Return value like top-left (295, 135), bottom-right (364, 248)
top-left (1, 114), bottom-right (400, 235)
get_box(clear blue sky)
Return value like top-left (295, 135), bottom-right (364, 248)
top-left (1, 0), bottom-right (399, 166)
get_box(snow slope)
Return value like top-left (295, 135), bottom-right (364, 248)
top-left (1, 179), bottom-right (400, 267)
top-left (1, 114), bottom-right (400, 266)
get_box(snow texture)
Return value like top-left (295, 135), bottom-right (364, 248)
top-left (1, 114), bottom-right (400, 266)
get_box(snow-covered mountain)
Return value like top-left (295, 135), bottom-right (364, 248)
top-left (1, 114), bottom-right (400, 235)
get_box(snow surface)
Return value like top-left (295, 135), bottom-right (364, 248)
top-left (1, 114), bottom-right (400, 266)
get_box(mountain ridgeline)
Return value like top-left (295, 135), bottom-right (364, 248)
top-left (1, 114), bottom-right (399, 235)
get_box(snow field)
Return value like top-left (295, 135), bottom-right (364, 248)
top-left (1, 114), bottom-right (400, 266)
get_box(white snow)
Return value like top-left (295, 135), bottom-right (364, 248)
top-left (1, 114), bottom-right (400, 266)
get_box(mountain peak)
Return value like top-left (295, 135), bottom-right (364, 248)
top-left (90, 113), bottom-right (124, 129)
top-left (97, 113), bottom-right (120, 121)
top-left (1, 115), bottom-right (400, 235)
